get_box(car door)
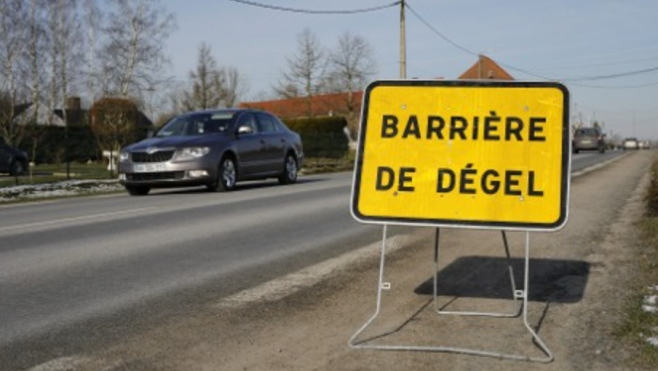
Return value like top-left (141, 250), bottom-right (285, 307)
top-left (255, 112), bottom-right (286, 172)
top-left (233, 112), bottom-right (267, 176)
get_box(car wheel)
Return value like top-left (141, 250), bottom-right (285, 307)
top-left (125, 185), bottom-right (150, 196)
top-left (9, 160), bottom-right (25, 176)
top-left (278, 154), bottom-right (298, 185)
top-left (218, 157), bottom-right (237, 192)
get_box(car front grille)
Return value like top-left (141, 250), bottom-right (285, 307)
top-left (132, 150), bottom-right (175, 163)
top-left (127, 171), bottom-right (185, 181)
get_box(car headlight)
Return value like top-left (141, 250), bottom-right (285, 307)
top-left (174, 147), bottom-right (210, 161)
top-left (119, 151), bottom-right (130, 162)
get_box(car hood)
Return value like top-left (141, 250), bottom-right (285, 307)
top-left (123, 135), bottom-right (226, 151)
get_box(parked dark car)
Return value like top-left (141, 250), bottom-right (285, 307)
top-left (0, 137), bottom-right (28, 176)
top-left (118, 109), bottom-right (304, 195)
top-left (572, 127), bottom-right (605, 154)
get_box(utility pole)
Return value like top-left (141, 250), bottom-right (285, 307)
top-left (399, 0), bottom-right (406, 78)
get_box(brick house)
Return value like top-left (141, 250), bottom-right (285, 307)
top-left (458, 55), bottom-right (514, 80)
top-left (240, 91), bottom-right (364, 120)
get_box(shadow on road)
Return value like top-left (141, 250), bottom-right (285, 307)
top-left (414, 256), bottom-right (590, 304)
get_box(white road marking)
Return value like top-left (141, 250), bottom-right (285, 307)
top-left (216, 233), bottom-right (425, 309)
top-left (0, 207), bottom-right (158, 232)
top-left (26, 356), bottom-right (123, 371)
top-left (26, 356), bottom-right (89, 371)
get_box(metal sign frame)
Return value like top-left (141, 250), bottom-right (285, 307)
top-left (351, 80), bottom-right (570, 231)
top-left (348, 226), bottom-right (554, 362)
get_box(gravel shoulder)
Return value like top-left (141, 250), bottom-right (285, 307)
top-left (27, 151), bottom-right (654, 371)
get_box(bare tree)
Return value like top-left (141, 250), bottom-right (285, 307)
top-left (326, 32), bottom-right (376, 94)
top-left (81, 0), bottom-right (104, 105)
top-left (223, 66), bottom-right (248, 108)
top-left (274, 28), bottom-right (327, 117)
top-left (0, 0), bottom-right (29, 146)
top-left (101, 0), bottom-right (176, 98)
top-left (26, 0), bottom-right (49, 125)
top-left (182, 43), bottom-right (226, 111)
top-left (181, 43), bottom-right (248, 111)
top-left (89, 97), bottom-right (140, 176)
top-left (325, 32), bottom-right (376, 133)
top-left (46, 0), bottom-right (84, 125)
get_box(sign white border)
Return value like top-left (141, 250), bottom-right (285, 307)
top-left (350, 80), bottom-right (571, 231)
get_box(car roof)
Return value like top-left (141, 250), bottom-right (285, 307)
top-left (183, 108), bottom-right (271, 116)
top-left (575, 128), bottom-right (599, 134)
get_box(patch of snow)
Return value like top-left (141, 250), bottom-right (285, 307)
top-left (643, 294), bottom-right (658, 314)
top-left (0, 180), bottom-right (123, 202)
top-left (642, 305), bottom-right (658, 313)
top-left (647, 337), bottom-right (658, 347)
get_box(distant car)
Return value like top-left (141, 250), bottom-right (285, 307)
top-left (118, 108), bottom-right (304, 196)
top-left (0, 137), bottom-right (28, 176)
top-left (572, 127), bottom-right (605, 154)
top-left (622, 137), bottom-right (639, 150)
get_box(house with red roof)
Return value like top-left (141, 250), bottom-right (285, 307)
top-left (240, 91), bottom-right (364, 121)
top-left (458, 55), bottom-right (514, 80)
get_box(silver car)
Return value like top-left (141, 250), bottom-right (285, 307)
top-left (622, 137), bottom-right (639, 150)
top-left (118, 109), bottom-right (304, 195)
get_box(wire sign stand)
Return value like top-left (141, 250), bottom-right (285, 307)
top-left (347, 225), bottom-right (553, 362)
top-left (349, 80), bottom-right (571, 363)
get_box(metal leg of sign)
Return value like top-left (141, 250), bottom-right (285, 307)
top-left (520, 231), bottom-right (554, 362)
top-left (433, 228), bottom-right (522, 317)
top-left (348, 227), bottom-right (553, 363)
top-left (348, 224), bottom-right (390, 350)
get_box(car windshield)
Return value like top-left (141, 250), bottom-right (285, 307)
top-left (575, 128), bottom-right (598, 136)
top-left (156, 112), bottom-right (235, 137)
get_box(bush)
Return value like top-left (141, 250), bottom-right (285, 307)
top-left (19, 125), bottom-right (99, 164)
top-left (283, 116), bottom-right (349, 158)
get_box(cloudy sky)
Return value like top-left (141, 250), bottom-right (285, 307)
top-left (163, 0), bottom-right (658, 140)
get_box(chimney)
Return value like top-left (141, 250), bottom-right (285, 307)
top-left (66, 96), bottom-right (81, 111)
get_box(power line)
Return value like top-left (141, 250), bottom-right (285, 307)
top-left (404, 1), bottom-right (658, 88)
top-left (565, 80), bottom-right (658, 89)
top-left (226, 0), bottom-right (400, 15)
top-left (404, 2), bottom-right (478, 57)
top-left (229, 0), bottom-right (658, 88)
top-left (562, 66), bottom-right (658, 82)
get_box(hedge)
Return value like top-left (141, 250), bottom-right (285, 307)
top-left (16, 115), bottom-right (350, 164)
top-left (19, 125), bottom-right (99, 164)
top-left (283, 116), bottom-right (349, 159)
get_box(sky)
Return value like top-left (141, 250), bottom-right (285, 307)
top-left (163, 0), bottom-right (658, 141)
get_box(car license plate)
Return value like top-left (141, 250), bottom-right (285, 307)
top-left (133, 163), bottom-right (167, 173)
top-left (581, 139), bottom-right (591, 144)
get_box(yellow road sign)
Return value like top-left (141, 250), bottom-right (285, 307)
top-left (351, 80), bottom-right (570, 230)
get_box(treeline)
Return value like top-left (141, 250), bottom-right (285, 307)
top-left (0, 0), bottom-right (174, 148)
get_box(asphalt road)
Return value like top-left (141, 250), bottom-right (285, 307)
top-left (0, 149), bottom-right (627, 369)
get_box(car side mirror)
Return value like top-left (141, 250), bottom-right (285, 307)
top-left (237, 125), bottom-right (254, 135)
top-left (146, 129), bottom-right (154, 138)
